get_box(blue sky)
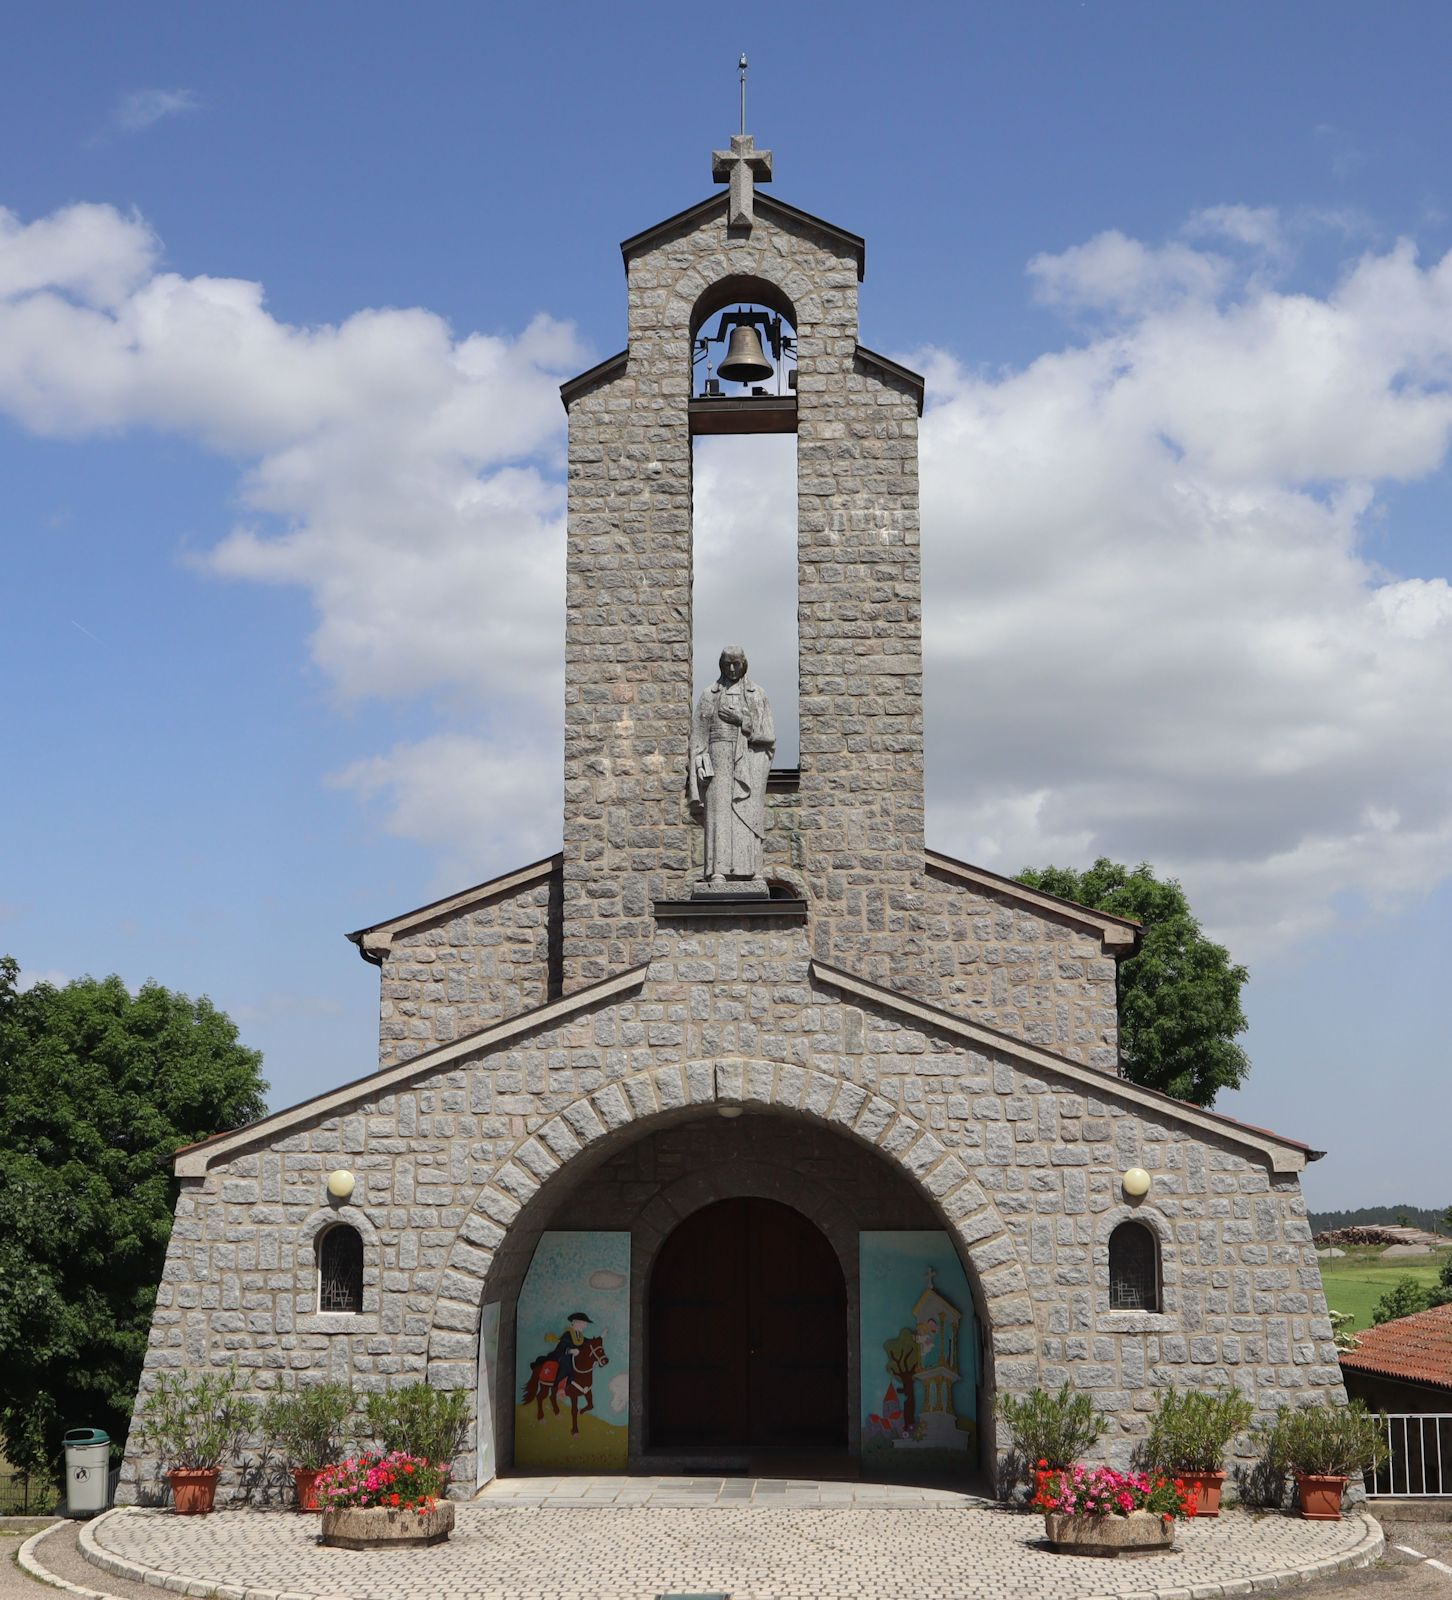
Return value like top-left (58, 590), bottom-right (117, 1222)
top-left (3, 2), bottom-right (1449, 1210)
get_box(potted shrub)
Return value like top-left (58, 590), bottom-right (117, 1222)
top-left (998, 1383), bottom-right (1109, 1483)
top-left (137, 1367), bottom-right (255, 1515)
top-left (1034, 1464), bottom-right (1196, 1554)
top-left (262, 1380), bottom-right (356, 1511)
top-left (1263, 1401), bottom-right (1390, 1520)
top-left (1144, 1386), bottom-right (1255, 1516)
top-left (364, 1381), bottom-right (469, 1469)
top-left (315, 1451), bottom-right (453, 1548)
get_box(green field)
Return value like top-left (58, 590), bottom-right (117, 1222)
top-left (1317, 1250), bottom-right (1450, 1332)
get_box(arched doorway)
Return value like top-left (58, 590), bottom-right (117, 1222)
top-left (648, 1197), bottom-right (847, 1447)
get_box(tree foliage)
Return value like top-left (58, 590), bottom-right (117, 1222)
top-left (1371, 1275), bottom-right (1432, 1326)
top-left (0, 956), bottom-right (266, 1478)
top-left (1014, 859), bottom-right (1249, 1106)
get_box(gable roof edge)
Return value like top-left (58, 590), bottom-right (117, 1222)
top-left (175, 964), bottom-right (649, 1177)
top-left (347, 853), bottom-right (561, 962)
top-left (926, 848), bottom-right (1140, 948)
top-left (810, 959), bottom-right (1316, 1173)
top-left (857, 345), bottom-right (925, 416)
top-left (619, 192), bottom-right (866, 281)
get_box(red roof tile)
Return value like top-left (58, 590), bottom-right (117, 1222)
top-left (1340, 1302), bottom-right (1452, 1391)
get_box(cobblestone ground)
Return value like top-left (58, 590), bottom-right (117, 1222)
top-left (77, 1489), bottom-right (1383, 1600)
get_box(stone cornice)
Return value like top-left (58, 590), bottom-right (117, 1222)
top-left (346, 853), bottom-right (561, 964)
top-left (173, 964), bottom-right (649, 1177)
top-left (925, 849), bottom-right (1141, 951)
top-left (809, 959), bottom-right (1316, 1174)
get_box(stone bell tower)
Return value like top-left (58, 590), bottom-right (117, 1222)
top-left (558, 98), bottom-right (926, 993)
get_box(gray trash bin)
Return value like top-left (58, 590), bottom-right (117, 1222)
top-left (63, 1428), bottom-right (110, 1518)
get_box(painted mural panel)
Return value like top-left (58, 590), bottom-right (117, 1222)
top-left (514, 1232), bottom-right (630, 1470)
top-left (860, 1231), bottom-right (978, 1477)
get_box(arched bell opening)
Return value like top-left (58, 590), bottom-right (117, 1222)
top-left (468, 1098), bottom-right (996, 1486)
top-left (690, 274), bottom-right (798, 401)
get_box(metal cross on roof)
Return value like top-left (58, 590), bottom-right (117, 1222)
top-left (712, 54), bottom-right (772, 229)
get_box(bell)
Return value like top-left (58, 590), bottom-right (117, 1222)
top-left (717, 323), bottom-right (774, 385)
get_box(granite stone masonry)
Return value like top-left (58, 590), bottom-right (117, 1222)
top-left (122, 921), bottom-right (1340, 1502)
top-left (121, 125), bottom-right (1345, 1509)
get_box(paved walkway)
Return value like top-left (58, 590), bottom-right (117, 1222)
top-left (477, 1473), bottom-right (991, 1507)
top-left (67, 1484), bottom-right (1383, 1600)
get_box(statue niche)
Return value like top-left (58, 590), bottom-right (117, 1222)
top-left (687, 646), bottom-right (774, 897)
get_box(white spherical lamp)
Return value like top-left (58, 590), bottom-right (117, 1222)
top-left (326, 1168), bottom-right (356, 1201)
top-left (1122, 1166), bottom-right (1151, 1198)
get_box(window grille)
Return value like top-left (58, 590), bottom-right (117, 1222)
top-left (1108, 1221), bottom-right (1159, 1311)
top-left (318, 1224), bottom-right (364, 1313)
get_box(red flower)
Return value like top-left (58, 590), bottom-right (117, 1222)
top-left (391, 1493), bottom-right (400, 1506)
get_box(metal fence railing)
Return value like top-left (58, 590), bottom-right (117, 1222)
top-left (1369, 1413), bottom-right (1452, 1498)
top-left (0, 1463), bottom-right (60, 1515)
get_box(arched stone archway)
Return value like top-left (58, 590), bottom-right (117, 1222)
top-left (423, 1058), bottom-right (1038, 1486)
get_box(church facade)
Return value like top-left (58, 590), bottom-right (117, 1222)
top-left (120, 123), bottom-right (1345, 1501)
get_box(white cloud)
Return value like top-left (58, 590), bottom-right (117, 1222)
top-left (3, 199), bottom-right (1452, 955)
top-left (0, 203), bottom-right (158, 309)
top-left (919, 216), bottom-right (1452, 956)
top-left (114, 89), bottom-right (201, 134)
top-left (332, 733), bottom-right (563, 884)
top-left (1028, 231), bottom-right (1230, 315)
top-left (16, 967), bottom-right (70, 992)
top-left (1184, 204), bottom-right (1285, 255)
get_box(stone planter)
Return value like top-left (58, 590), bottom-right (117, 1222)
top-left (1179, 1469), bottom-right (1225, 1517)
top-left (1044, 1510), bottom-right (1175, 1556)
top-left (320, 1502), bottom-right (455, 1549)
top-left (1296, 1473), bottom-right (1347, 1521)
top-left (292, 1468), bottom-right (325, 1511)
top-left (166, 1469), bottom-right (219, 1516)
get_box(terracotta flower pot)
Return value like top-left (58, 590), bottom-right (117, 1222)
top-left (293, 1467), bottom-right (325, 1511)
top-left (1043, 1509), bottom-right (1175, 1556)
top-left (320, 1502), bottom-right (455, 1549)
top-left (167, 1468), bottom-right (219, 1515)
top-left (1296, 1472), bottom-right (1347, 1521)
top-left (1178, 1469), bottom-right (1225, 1517)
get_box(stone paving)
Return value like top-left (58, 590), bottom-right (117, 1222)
top-left (77, 1480), bottom-right (1384, 1600)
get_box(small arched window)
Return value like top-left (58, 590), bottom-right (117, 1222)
top-left (318, 1223), bottom-right (364, 1314)
top-left (1108, 1220), bottom-right (1160, 1312)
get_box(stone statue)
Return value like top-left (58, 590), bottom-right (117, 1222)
top-left (687, 646), bottom-right (774, 893)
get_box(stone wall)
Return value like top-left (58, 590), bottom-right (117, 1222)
top-left (560, 196), bottom-right (927, 993)
top-left (375, 862), bottom-right (562, 1067)
top-left (915, 866), bottom-right (1121, 1071)
top-left (122, 918), bottom-right (1341, 1503)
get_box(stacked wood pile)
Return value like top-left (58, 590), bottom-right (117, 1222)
top-left (1313, 1225), bottom-right (1446, 1249)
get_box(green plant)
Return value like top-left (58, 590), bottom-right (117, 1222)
top-left (364, 1382), bottom-right (468, 1466)
top-left (261, 1380), bottom-right (356, 1470)
top-left (998, 1383), bottom-right (1108, 1471)
top-left (1372, 1275), bottom-right (1431, 1325)
top-left (1259, 1401), bottom-right (1390, 1481)
top-left (138, 1368), bottom-right (255, 1472)
top-left (1145, 1386), bottom-right (1255, 1473)
top-left (1327, 1309), bottom-right (1360, 1352)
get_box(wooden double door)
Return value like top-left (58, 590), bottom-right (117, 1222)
top-left (648, 1197), bottom-right (847, 1447)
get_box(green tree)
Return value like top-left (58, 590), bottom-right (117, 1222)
top-left (1371, 1276), bottom-right (1432, 1326)
top-left (1427, 1255), bottom-right (1452, 1309)
top-left (1014, 859), bottom-right (1249, 1106)
top-left (0, 956), bottom-right (266, 1480)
